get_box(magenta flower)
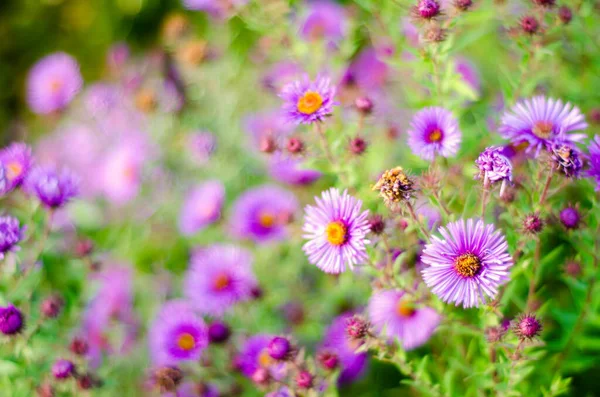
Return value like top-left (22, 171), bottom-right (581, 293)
top-left (280, 76), bottom-right (337, 124)
top-left (0, 216), bottom-right (25, 259)
top-left (230, 185), bottom-right (298, 243)
top-left (25, 166), bottom-right (79, 209)
top-left (179, 180), bottom-right (225, 236)
top-left (300, 1), bottom-right (347, 44)
top-left (149, 300), bottom-right (208, 366)
top-left (587, 135), bottom-right (600, 190)
top-left (368, 290), bottom-right (441, 350)
top-left (234, 334), bottom-right (277, 378)
top-left (184, 244), bottom-right (256, 316)
top-left (26, 52), bottom-right (83, 114)
top-left (421, 219), bottom-right (513, 308)
top-left (302, 188), bottom-right (370, 274)
top-left (407, 107), bottom-right (462, 161)
top-left (499, 96), bottom-right (587, 156)
top-left (0, 304), bottom-right (24, 335)
top-left (341, 48), bottom-right (390, 92)
top-left (101, 138), bottom-right (149, 205)
top-left (0, 142), bottom-right (33, 192)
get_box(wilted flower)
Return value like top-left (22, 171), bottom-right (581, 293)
top-left (558, 6), bottom-right (572, 24)
top-left (26, 52), bottom-right (83, 114)
top-left (368, 290), bottom-right (441, 350)
top-left (499, 96), bottom-right (587, 156)
top-left (513, 313), bottom-right (542, 340)
top-left (0, 142), bottom-right (33, 192)
top-left (407, 107), bottom-right (461, 161)
top-left (421, 219), bottom-right (513, 308)
top-left (0, 215), bottom-right (25, 259)
top-left (349, 136), bottom-right (368, 155)
top-left (41, 295), bottom-right (64, 319)
top-left (179, 180), bottom-right (225, 236)
top-left (25, 166), bottom-right (79, 209)
top-left (302, 188), bottom-right (370, 274)
top-left (373, 167), bottom-right (415, 207)
top-left (475, 146), bottom-right (513, 196)
top-left (550, 143), bottom-right (583, 178)
top-left (280, 76), bottom-right (337, 124)
top-left (152, 366), bottom-right (184, 393)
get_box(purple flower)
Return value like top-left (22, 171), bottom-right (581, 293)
top-left (149, 300), bottom-right (208, 366)
top-left (208, 321), bottom-right (231, 344)
top-left (25, 166), bottom-right (79, 209)
top-left (262, 62), bottom-right (303, 93)
top-left (342, 48), bottom-right (389, 92)
top-left (106, 42), bottom-right (130, 72)
top-left (0, 216), bottom-right (25, 259)
top-left (320, 314), bottom-right (368, 385)
top-left (302, 188), bottom-right (370, 274)
top-left (586, 135), bottom-right (600, 190)
top-left (235, 334), bottom-right (276, 377)
top-left (407, 107), bottom-right (462, 161)
top-left (280, 76), bottom-right (337, 124)
top-left (52, 359), bottom-right (75, 379)
top-left (498, 96), bottom-right (587, 156)
top-left (0, 304), bottom-right (24, 335)
top-left (368, 290), bottom-right (441, 350)
top-left (455, 57), bottom-right (481, 98)
top-left (513, 313), bottom-right (542, 340)
top-left (559, 206), bottom-right (580, 229)
top-left (300, 1), bottom-right (347, 44)
top-left (230, 185), bottom-right (298, 243)
top-left (421, 219), bottom-right (513, 308)
top-left (243, 111), bottom-right (294, 152)
top-left (101, 138), bottom-right (149, 204)
top-left (188, 132), bottom-right (217, 165)
top-left (550, 143), bottom-right (583, 178)
top-left (183, 0), bottom-right (247, 18)
top-left (26, 52), bottom-right (83, 114)
top-left (475, 146), bottom-right (513, 196)
top-left (184, 244), bottom-right (256, 316)
top-left (0, 142), bottom-right (34, 191)
top-left (179, 180), bottom-right (225, 236)
top-left (268, 154), bottom-right (322, 186)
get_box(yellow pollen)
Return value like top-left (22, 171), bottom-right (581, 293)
top-left (49, 79), bottom-right (63, 93)
top-left (532, 121), bottom-right (554, 139)
top-left (454, 253), bottom-right (482, 278)
top-left (258, 212), bottom-right (275, 228)
top-left (428, 128), bottom-right (443, 142)
top-left (258, 349), bottom-right (273, 367)
top-left (6, 162), bottom-right (23, 180)
top-left (122, 165), bottom-right (137, 181)
top-left (326, 221), bottom-right (347, 246)
top-left (297, 91), bottom-right (323, 115)
top-left (213, 272), bottom-right (231, 291)
top-left (177, 333), bottom-right (196, 351)
top-left (396, 300), bottom-right (416, 318)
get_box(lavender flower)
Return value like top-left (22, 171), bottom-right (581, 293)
top-left (302, 188), bottom-right (370, 274)
top-left (149, 300), bottom-right (208, 366)
top-left (0, 142), bottom-right (33, 191)
top-left (498, 96), bottom-right (587, 156)
top-left (368, 290), bottom-right (441, 350)
top-left (268, 154), bottom-right (322, 186)
top-left (407, 107), bottom-right (462, 161)
top-left (187, 132), bottom-right (216, 165)
top-left (26, 52), bottom-right (83, 114)
top-left (0, 216), bottom-right (25, 259)
top-left (230, 185), bottom-right (298, 243)
top-left (421, 219), bottom-right (513, 308)
top-left (184, 244), bottom-right (256, 316)
top-left (178, 180), bottom-right (225, 236)
top-left (25, 166), bottom-right (79, 209)
top-left (280, 76), bottom-right (337, 124)
top-left (550, 143), bottom-right (583, 178)
top-left (587, 135), bottom-right (600, 190)
top-left (300, 1), bottom-right (347, 44)
top-left (475, 146), bottom-right (513, 184)
top-left (234, 334), bottom-right (276, 377)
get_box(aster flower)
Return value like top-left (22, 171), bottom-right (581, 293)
top-left (25, 166), bottom-right (79, 209)
top-left (372, 167), bottom-right (416, 207)
top-left (586, 135), bottom-right (600, 190)
top-left (550, 143), bottom-right (583, 178)
top-left (302, 188), bottom-right (370, 274)
top-left (26, 52), bottom-right (83, 114)
top-left (0, 304), bottom-right (24, 335)
top-left (280, 76), bottom-right (337, 124)
top-left (0, 142), bottom-right (34, 191)
top-left (149, 300), bottom-right (208, 366)
top-left (342, 48), bottom-right (389, 93)
top-left (407, 107), bottom-right (461, 161)
top-left (0, 216), bottom-right (25, 259)
top-left (235, 334), bottom-right (278, 378)
top-left (230, 185), bottom-right (298, 243)
top-left (300, 1), bottom-right (347, 44)
top-left (368, 290), bottom-right (441, 350)
top-left (498, 96), bottom-right (587, 156)
top-left (184, 244), bottom-right (256, 316)
top-left (178, 180), bottom-right (225, 236)
top-left (421, 219), bottom-right (513, 308)
top-left (475, 146), bottom-right (513, 184)
top-left (268, 154), bottom-right (322, 186)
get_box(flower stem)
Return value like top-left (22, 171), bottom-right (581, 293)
top-left (406, 202), bottom-right (431, 243)
top-left (538, 168), bottom-right (554, 206)
top-left (526, 238), bottom-right (541, 311)
top-left (481, 174), bottom-right (490, 219)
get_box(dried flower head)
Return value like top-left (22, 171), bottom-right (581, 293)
top-left (373, 167), bottom-right (415, 207)
top-left (520, 16), bottom-right (539, 35)
top-left (522, 213), bottom-right (544, 234)
top-left (558, 6), bottom-right (572, 24)
top-left (152, 366), bottom-right (183, 393)
top-left (349, 136), bottom-right (368, 155)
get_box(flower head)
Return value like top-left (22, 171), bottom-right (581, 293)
top-left (550, 143), bottom-right (583, 178)
top-left (26, 52), bottom-right (83, 114)
top-left (520, 16), bottom-right (539, 34)
top-left (499, 96), bottom-right (587, 156)
top-left (0, 143), bottom-right (34, 191)
top-left (280, 76), bottom-right (337, 124)
top-left (25, 166), bottom-right (79, 208)
top-left (413, 0), bottom-right (441, 20)
top-left (268, 336), bottom-right (294, 361)
top-left (235, 334), bottom-right (278, 378)
top-left (373, 167), bottom-right (416, 207)
top-left (268, 154), bottom-right (322, 186)
top-left (52, 359), bottom-right (75, 380)
top-left (475, 146), bottom-right (513, 184)
top-left (149, 300), bottom-right (208, 366)
top-left (587, 136), bottom-right (600, 190)
top-left (522, 213), bottom-right (544, 234)
top-left (407, 107), bottom-right (461, 161)
top-left (559, 206), bottom-right (580, 229)
top-left (179, 180), bottom-right (225, 236)
top-left (0, 304), bottom-right (24, 335)
top-left (300, 1), bottom-right (347, 44)
top-left (230, 185), bottom-right (298, 243)
top-left (302, 188), bottom-right (370, 274)
top-left (421, 219), bottom-right (513, 308)
top-left (368, 290), bottom-right (441, 350)
top-left (513, 313), bottom-right (542, 340)
top-left (0, 216), bottom-right (25, 259)
top-left (184, 244), bottom-right (256, 316)
top-left (208, 321), bottom-right (231, 344)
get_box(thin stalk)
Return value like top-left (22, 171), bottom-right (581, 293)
top-left (526, 238), bottom-right (541, 311)
top-left (538, 168), bottom-right (554, 206)
top-left (481, 174), bottom-right (490, 219)
top-left (406, 202), bottom-right (431, 243)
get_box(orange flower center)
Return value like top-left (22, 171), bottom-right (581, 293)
top-left (49, 79), bottom-right (63, 94)
top-left (297, 91), bottom-right (323, 115)
top-left (326, 221), bottom-right (347, 246)
top-left (6, 162), bottom-right (23, 180)
top-left (258, 211), bottom-right (275, 228)
top-left (258, 349), bottom-right (273, 367)
top-left (177, 333), bottom-right (195, 351)
top-left (396, 299), bottom-right (416, 317)
top-left (454, 253), bottom-right (482, 278)
top-left (428, 128), bottom-right (443, 142)
top-left (213, 272), bottom-right (231, 291)
top-left (532, 121), bottom-right (554, 139)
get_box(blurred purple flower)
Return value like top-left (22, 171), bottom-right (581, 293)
top-left (187, 132), bottom-right (216, 165)
top-left (407, 107), bottom-right (462, 161)
top-left (179, 180), bottom-right (225, 236)
top-left (455, 57), bottom-right (481, 97)
top-left (343, 48), bottom-right (390, 93)
top-left (300, 1), bottom-right (347, 44)
top-left (268, 154), bottom-right (322, 186)
top-left (25, 166), bottom-right (79, 209)
top-left (235, 334), bottom-right (286, 379)
top-left (0, 216), bottom-right (25, 259)
top-left (587, 135), bottom-right (600, 191)
top-left (0, 142), bottom-right (33, 192)
top-left (243, 111), bottom-right (294, 152)
top-left (262, 62), bottom-right (303, 92)
top-left (0, 304), bottom-right (24, 335)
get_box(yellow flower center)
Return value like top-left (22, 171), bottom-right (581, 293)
top-left (258, 212), bottom-right (275, 228)
top-left (6, 162), bottom-right (23, 180)
top-left (532, 121), bottom-right (554, 139)
top-left (122, 164), bottom-right (137, 181)
top-left (326, 221), bottom-right (347, 246)
top-left (428, 128), bottom-right (443, 142)
top-left (49, 79), bottom-right (63, 94)
top-left (213, 272), bottom-right (231, 291)
top-left (177, 333), bottom-right (195, 351)
top-left (396, 299), bottom-right (416, 318)
top-left (297, 91), bottom-right (323, 115)
top-left (454, 253), bottom-right (482, 278)
top-left (258, 349), bottom-right (273, 367)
